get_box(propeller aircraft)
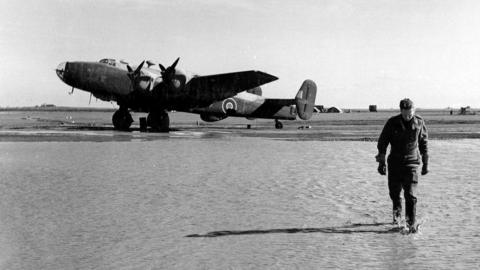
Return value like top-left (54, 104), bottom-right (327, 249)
top-left (56, 58), bottom-right (316, 131)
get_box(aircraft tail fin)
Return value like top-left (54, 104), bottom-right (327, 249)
top-left (295, 80), bottom-right (317, 120)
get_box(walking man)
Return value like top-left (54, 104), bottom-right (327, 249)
top-left (376, 98), bottom-right (429, 233)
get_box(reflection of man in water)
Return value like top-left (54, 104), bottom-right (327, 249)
top-left (376, 98), bottom-right (429, 233)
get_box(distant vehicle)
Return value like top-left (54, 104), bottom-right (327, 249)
top-left (56, 58), bottom-right (316, 131)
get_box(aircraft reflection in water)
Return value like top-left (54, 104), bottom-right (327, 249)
top-left (56, 58), bottom-right (316, 131)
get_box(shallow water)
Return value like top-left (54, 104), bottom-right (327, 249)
top-left (0, 137), bottom-right (479, 269)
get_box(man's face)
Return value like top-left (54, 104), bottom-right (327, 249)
top-left (401, 108), bottom-right (415, 121)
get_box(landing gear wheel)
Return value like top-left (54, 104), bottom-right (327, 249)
top-left (275, 119), bottom-right (283, 129)
top-left (147, 110), bottom-right (170, 132)
top-left (112, 109), bottom-right (133, 130)
top-left (139, 117), bottom-right (147, 132)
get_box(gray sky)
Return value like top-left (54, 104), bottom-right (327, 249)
top-left (1, 0), bottom-right (480, 108)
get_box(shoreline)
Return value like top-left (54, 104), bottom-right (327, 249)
top-left (1, 110), bottom-right (479, 142)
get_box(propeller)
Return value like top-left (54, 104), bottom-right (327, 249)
top-left (126, 60), bottom-right (145, 81)
top-left (127, 61), bottom-right (152, 90)
top-left (159, 57), bottom-right (180, 82)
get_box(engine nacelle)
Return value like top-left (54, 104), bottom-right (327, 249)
top-left (200, 113), bottom-right (227, 122)
top-left (246, 86), bottom-right (262, 96)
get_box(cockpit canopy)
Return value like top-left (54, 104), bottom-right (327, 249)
top-left (99, 58), bottom-right (117, 66)
top-left (98, 58), bottom-right (129, 69)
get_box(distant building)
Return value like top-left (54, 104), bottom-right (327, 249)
top-left (327, 106), bottom-right (343, 113)
top-left (313, 105), bottom-right (326, 113)
top-left (40, 103), bottom-right (56, 108)
top-left (459, 106), bottom-right (476, 115)
top-left (369, 105), bottom-right (377, 112)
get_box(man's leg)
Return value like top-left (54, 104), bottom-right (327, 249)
top-left (403, 168), bottom-right (418, 229)
top-left (388, 172), bottom-right (403, 224)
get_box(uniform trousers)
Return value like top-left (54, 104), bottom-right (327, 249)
top-left (387, 165), bottom-right (418, 225)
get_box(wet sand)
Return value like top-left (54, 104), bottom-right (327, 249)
top-left (1, 109), bottom-right (479, 269)
top-left (1, 136), bottom-right (479, 269)
top-left (1, 109), bottom-right (479, 141)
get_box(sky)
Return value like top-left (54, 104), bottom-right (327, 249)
top-left (1, 0), bottom-right (480, 109)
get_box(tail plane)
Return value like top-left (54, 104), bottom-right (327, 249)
top-left (295, 80), bottom-right (317, 120)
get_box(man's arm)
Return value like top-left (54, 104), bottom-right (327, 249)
top-left (418, 120), bottom-right (428, 155)
top-left (376, 119), bottom-right (391, 175)
top-left (419, 119), bottom-right (429, 175)
top-left (377, 119), bottom-right (391, 156)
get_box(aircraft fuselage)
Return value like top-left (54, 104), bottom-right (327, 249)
top-left (192, 92), bottom-right (297, 121)
top-left (58, 61), bottom-right (132, 102)
top-left (56, 58), bottom-right (314, 131)
top-left (57, 61), bottom-right (296, 119)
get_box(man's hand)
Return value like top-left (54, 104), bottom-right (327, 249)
top-left (377, 162), bottom-right (386, 175)
top-left (375, 153), bottom-right (386, 163)
top-left (421, 164), bottom-right (429, 175)
top-left (421, 153), bottom-right (429, 175)
top-left (376, 153), bottom-right (387, 175)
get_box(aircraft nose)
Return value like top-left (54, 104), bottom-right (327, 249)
top-left (56, 62), bottom-right (67, 81)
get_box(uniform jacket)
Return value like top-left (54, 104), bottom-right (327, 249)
top-left (377, 114), bottom-right (428, 167)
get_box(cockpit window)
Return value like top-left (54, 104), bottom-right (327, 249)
top-left (99, 58), bottom-right (116, 66)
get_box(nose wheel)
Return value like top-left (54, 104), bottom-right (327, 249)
top-left (112, 108), bottom-right (133, 130)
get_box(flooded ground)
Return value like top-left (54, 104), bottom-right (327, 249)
top-left (0, 110), bottom-right (479, 269)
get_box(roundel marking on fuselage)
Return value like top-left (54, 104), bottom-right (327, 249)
top-left (222, 98), bottom-right (238, 114)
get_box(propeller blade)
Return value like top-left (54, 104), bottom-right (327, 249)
top-left (134, 60), bottom-right (145, 75)
top-left (127, 61), bottom-right (146, 83)
top-left (171, 57), bottom-right (180, 69)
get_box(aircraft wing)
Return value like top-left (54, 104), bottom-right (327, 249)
top-left (185, 70), bottom-right (278, 104)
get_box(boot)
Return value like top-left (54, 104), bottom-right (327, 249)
top-left (405, 202), bottom-right (416, 229)
top-left (392, 209), bottom-right (401, 225)
top-left (406, 215), bottom-right (419, 233)
top-left (408, 223), bottom-right (418, 233)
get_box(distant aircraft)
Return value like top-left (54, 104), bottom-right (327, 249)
top-left (56, 58), bottom-right (316, 131)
